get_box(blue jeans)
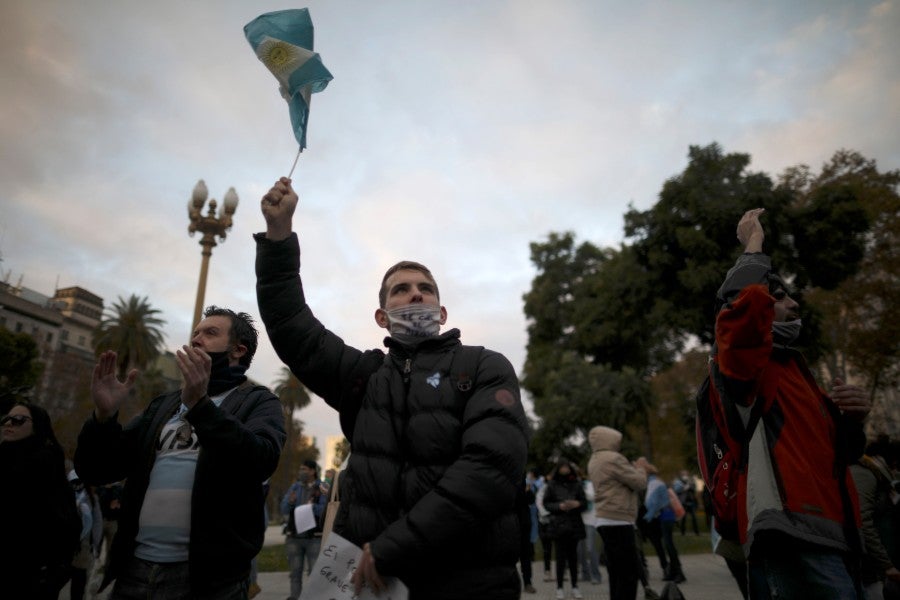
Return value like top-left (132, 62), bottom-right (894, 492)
top-left (577, 523), bottom-right (603, 583)
top-left (749, 545), bottom-right (861, 599)
top-left (285, 535), bottom-right (321, 599)
top-left (111, 557), bottom-right (248, 600)
top-left (660, 519), bottom-right (682, 576)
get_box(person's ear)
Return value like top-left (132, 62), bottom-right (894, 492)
top-left (229, 343), bottom-right (248, 362)
top-left (375, 308), bottom-right (389, 329)
top-left (439, 306), bottom-right (447, 325)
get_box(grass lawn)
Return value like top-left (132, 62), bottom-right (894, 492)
top-left (535, 515), bottom-right (715, 562)
top-left (257, 544), bottom-right (289, 572)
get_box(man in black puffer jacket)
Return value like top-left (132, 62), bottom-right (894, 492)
top-left (256, 176), bottom-right (530, 600)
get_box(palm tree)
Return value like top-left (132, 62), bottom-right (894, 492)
top-left (274, 366), bottom-right (312, 416)
top-left (269, 367), bottom-right (318, 517)
top-left (93, 294), bottom-right (166, 379)
top-left (273, 366), bottom-right (313, 445)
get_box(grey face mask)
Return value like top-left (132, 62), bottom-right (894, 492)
top-left (386, 304), bottom-right (442, 338)
top-left (772, 319), bottom-right (802, 345)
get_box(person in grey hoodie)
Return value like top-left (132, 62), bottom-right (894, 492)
top-left (588, 426), bottom-right (647, 600)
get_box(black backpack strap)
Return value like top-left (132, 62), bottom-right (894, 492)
top-left (450, 345), bottom-right (483, 399)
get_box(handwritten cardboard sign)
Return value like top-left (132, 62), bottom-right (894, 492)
top-left (299, 532), bottom-right (408, 600)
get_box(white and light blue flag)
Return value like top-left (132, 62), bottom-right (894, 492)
top-left (244, 8), bottom-right (333, 150)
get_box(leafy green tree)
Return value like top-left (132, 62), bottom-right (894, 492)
top-left (633, 349), bottom-right (708, 473)
top-left (786, 151), bottom-right (900, 409)
top-left (0, 328), bottom-right (43, 390)
top-left (524, 143), bottom-right (895, 464)
top-left (93, 294), bottom-right (166, 379)
top-left (623, 143), bottom-right (872, 359)
top-left (522, 235), bottom-right (657, 463)
top-left (333, 438), bottom-right (351, 469)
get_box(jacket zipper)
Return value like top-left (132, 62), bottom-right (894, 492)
top-left (403, 358), bottom-right (412, 385)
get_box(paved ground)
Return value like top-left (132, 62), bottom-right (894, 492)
top-left (66, 525), bottom-right (746, 599)
top-left (252, 554), bottom-right (745, 599)
top-left (253, 544), bottom-right (745, 600)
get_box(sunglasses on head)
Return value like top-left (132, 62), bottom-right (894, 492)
top-left (1, 414), bottom-right (32, 427)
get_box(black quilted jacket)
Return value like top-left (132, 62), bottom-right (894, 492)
top-left (256, 233), bottom-right (529, 600)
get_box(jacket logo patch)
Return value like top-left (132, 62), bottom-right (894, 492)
top-left (427, 372), bottom-right (441, 388)
top-left (495, 389), bottom-right (515, 407)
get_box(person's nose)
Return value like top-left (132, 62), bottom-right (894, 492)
top-left (410, 287), bottom-right (424, 303)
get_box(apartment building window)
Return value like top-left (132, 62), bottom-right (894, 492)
top-left (61, 329), bottom-right (69, 341)
top-left (15, 322), bottom-right (23, 333)
top-left (46, 332), bottom-right (53, 343)
top-left (78, 335), bottom-right (86, 346)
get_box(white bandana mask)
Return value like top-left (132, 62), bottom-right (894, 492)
top-left (385, 304), bottom-right (442, 338)
top-left (772, 319), bottom-right (802, 346)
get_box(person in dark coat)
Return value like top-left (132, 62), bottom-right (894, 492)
top-left (75, 306), bottom-right (285, 598)
top-left (256, 177), bottom-right (530, 600)
top-left (543, 459), bottom-right (588, 599)
top-left (1, 401), bottom-right (81, 600)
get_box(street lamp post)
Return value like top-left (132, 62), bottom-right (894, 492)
top-left (187, 180), bottom-right (238, 337)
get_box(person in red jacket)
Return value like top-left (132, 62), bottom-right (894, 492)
top-left (715, 208), bottom-right (871, 599)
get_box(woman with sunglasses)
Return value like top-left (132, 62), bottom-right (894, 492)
top-left (0, 401), bottom-right (82, 599)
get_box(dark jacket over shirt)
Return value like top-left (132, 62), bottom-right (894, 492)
top-left (74, 383), bottom-right (285, 592)
top-left (255, 233), bottom-right (530, 600)
top-left (0, 435), bottom-right (81, 598)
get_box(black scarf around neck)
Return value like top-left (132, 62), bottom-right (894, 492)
top-left (206, 350), bottom-right (248, 396)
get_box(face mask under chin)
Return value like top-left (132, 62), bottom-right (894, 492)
top-left (385, 304), bottom-right (442, 338)
top-left (772, 319), bottom-right (802, 345)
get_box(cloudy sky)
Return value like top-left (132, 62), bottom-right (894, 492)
top-left (2, 1), bottom-right (898, 459)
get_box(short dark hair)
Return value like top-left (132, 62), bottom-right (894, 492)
top-left (378, 261), bottom-right (440, 308)
top-left (302, 459), bottom-right (319, 476)
top-left (203, 306), bottom-right (258, 367)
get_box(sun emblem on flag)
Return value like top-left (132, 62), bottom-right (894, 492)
top-left (256, 37), bottom-right (304, 79)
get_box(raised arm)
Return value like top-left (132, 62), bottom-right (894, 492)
top-left (91, 351), bottom-right (137, 423)
top-left (714, 209), bottom-right (777, 386)
top-left (736, 207), bottom-right (765, 253)
top-left (260, 176), bottom-right (298, 241)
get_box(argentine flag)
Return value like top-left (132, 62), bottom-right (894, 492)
top-left (244, 8), bottom-right (333, 150)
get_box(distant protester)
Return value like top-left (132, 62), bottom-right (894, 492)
top-left (543, 459), bottom-right (588, 599)
top-left (281, 459), bottom-right (327, 600)
top-left (588, 425), bottom-right (648, 600)
top-left (0, 402), bottom-right (81, 599)
top-left (639, 457), bottom-right (685, 584)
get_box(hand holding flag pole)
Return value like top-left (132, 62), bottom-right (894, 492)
top-left (244, 8), bottom-right (333, 177)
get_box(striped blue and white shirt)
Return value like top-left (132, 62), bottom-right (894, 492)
top-left (134, 389), bottom-right (231, 563)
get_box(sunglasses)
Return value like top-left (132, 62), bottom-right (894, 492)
top-left (1, 414), bottom-right (32, 427)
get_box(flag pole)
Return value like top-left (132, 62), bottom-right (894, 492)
top-left (287, 146), bottom-right (302, 179)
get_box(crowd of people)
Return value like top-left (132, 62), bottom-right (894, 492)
top-left (521, 429), bottom-right (695, 600)
top-left (2, 194), bottom-right (899, 600)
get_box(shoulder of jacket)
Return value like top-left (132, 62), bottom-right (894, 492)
top-left (242, 383), bottom-right (278, 399)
